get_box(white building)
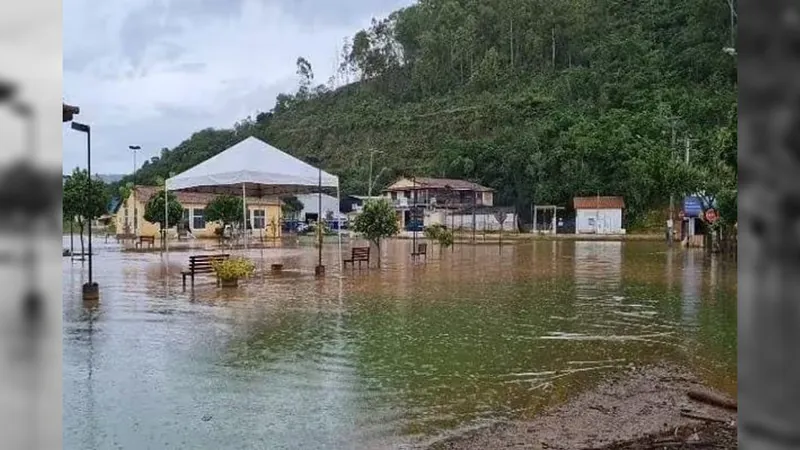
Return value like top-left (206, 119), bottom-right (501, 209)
top-left (294, 193), bottom-right (345, 222)
top-left (573, 196), bottom-right (625, 234)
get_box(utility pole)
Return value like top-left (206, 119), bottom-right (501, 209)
top-left (367, 149), bottom-right (382, 197)
top-left (368, 149), bottom-right (374, 197)
top-left (685, 136), bottom-right (693, 165)
top-left (668, 120), bottom-right (677, 246)
top-left (129, 145), bottom-right (141, 236)
top-left (412, 176), bottom-right (417, 255)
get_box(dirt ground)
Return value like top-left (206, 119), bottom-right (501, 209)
top-left (422, 364), bottom-right (737, 450)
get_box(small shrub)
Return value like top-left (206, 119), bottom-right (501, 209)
top-left (212, 258), bottom-right (255, 281)
top-left (437, 228), bottom-right (455, 248)
top-left (424, 224), bottom-right (447, 240)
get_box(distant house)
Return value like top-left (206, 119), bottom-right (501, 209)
top-left (383, 177), bottom-right (494, 230)
top-left (294, 193), bottom-right (346, 223)
top-left (383, 177), bottom-right (493, 209)
top-left (114, 186), bottom-right (282, 239)
top-left (573, 196), bottom-right (626, 234)
top-left (343, 195), bottom-right (384, 214)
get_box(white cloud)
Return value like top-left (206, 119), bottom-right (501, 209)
top-left (63, 0), bottom-right (413, 175)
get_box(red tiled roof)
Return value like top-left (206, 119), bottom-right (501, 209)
top-left (573, 196), bottom-right (625, 209)
top-left (387, 177), bottom-right (493, 192)
top-left (133, 186), bottom-right (279, 206)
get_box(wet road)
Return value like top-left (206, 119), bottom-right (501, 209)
top-left (63, 237), bottom-right (736, 449)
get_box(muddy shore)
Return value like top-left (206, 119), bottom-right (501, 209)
top-left (420, 364), bottom-right (737, 450)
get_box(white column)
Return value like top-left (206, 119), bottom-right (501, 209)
top-left (164, 184), bottom-right (169, 267)
top-left (242, 183), bottom-right (248, 250)
top-left (337, 185), bottom-right (343, 275)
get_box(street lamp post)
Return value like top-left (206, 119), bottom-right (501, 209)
top-left (309, 156), bottom-right (325, 276)
top-left (129, 145), bottom-right (141, 236)
top-left (71, 121), bottom-right (99, 300)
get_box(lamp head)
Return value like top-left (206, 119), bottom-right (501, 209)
top-left (71, 121), bottom-right (90, 133)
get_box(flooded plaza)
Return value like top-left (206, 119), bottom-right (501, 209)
top-left (62, 238), bottom-right (736, 449)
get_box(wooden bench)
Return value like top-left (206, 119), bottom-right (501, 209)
top-left (411, 243), bottom-right (428, 258)
top-left (343, 247), bottom-right (370, 269)
top-left (115, 233), bottom-right (136, 243)
top-left (136, 235), bottom-right (156, 249)
top-left (182, 254), bottom-right (230, 289)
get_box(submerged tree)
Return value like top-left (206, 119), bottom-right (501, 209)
top-left (62, 168), bottom-right (110, 258)
top-left (205, 194), bottom-right (245, 230)
top-left (143, 190), bottom-right (183, 245)
top-left (352, 198), bottom-right (399, 267)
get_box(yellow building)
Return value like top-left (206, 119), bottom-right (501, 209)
top-left (115, 186), bottom-right (283, 239)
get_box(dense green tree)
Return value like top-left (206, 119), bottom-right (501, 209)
top-left (63, 168), bottom-right (110, 257)
top-left (205, 195), bottom-right (245, 229)
top-left (352, 199), bottom-right (400, 267)
top-left (280, 196), bottom-right (305, 222)
top-left (143, 191), bottom-right (183, 243)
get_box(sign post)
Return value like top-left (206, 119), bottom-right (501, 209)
top-left (704, 208), bottom-right (718, 224)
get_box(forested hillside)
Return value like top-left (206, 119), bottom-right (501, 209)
top-left (120, 0), bottom-right (737, 228)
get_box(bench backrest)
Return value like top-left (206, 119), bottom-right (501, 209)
top-left (351, 247), bottom-right (370, 260)
top-left (188, 254), bottom-right (230, 273)
top-left (140, 236), bottom-right (155, 242)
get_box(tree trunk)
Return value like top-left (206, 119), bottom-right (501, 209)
top-left (69, 219), bottom-right (74, 253)
top-left (551, 26), bottom-right (556, 69)
top-left (78, 221), bottom-right (85, 260)
top-left (375, 240), bottom-right (381, 268)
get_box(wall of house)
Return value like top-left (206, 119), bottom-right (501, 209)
top-left (575, 208), bottom-right (624, 234)
top-left (114, 192), bottom-right (158, 236)
top-left (181, 203), bottom-right (282, 238)
top-left (114, 193), bottom-right (281, 239)
top-left (425, 211), bottom-right (516, 231)
top-left (449, 212), bottom-right (517, 231)
top-left (482, 191), bottom-right (494, 206)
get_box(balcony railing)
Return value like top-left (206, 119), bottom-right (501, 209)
top-left (388, 196), bottom-right (487, 209)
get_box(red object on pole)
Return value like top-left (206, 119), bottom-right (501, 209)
top-left (704, 208), bottom-right (718, 223)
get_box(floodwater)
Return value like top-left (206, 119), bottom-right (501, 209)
top-left (63, 237), bottom-right (737, 449)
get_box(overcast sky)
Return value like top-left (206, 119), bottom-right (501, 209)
top-left (62, 0), bottom-right (411, 175)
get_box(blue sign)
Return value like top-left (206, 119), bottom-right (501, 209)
top-left (683, 196), bottom-right (703, 217)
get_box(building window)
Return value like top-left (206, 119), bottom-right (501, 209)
top-left (253, 209), bottom-right (266, 229)
top-left (183, 208), bottom-right (190, 223)
top-left (133, 207), bottom-right (138, 231)
top-left (588, 217), bottom-right (596, 227)
top-left (193, 209), bottom-right (205, 229)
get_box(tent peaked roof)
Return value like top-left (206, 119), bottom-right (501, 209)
top-left (165, 136), bottom-right (338, 194)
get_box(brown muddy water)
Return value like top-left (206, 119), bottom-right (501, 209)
top-left (63, 237), bottom-right (736, 449)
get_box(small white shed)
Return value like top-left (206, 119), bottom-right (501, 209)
top-left (573, 196), bottom-right (626, 234)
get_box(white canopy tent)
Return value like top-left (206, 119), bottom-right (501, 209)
top-left (163, 136), bottom-right (342, 273)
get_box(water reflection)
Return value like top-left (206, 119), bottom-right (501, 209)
top-left (681, 250), bottom-right (703, 328)
top-left (63, 237), bottom-right (737, 449)
top-left (574, 241), bottom-right (622, 296)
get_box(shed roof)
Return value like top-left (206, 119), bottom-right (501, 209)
top-left (573, 196), bottom-right (625, 209)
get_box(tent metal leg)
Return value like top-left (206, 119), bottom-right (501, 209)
top-left (337, 185), bottom-right (343, 276)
